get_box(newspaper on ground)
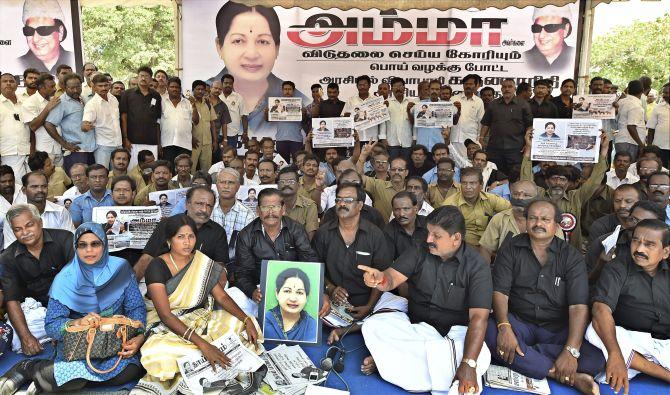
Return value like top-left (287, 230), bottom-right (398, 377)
top-left (413, 101), bottom-right (455, 128)
top-left (531, 118), bottom-right (602, 163)
top-left (236, 184), bottom-right (277, 212)
top-left (148, 188), bottom-right (188, 218)
top-left (485, 365), bottom-right (551, 394)
top-left (261, 344), bottom-right (326, 394)
top-left (177, 333), bottom-right (265, 395)
top-left (269, 97), bottom-right (303, 122)
top-left (92, 206), bottom-right (161, 252)
top-left (572, 94), bottom-right (616, 120)
top-left (312, 117), bottom-right (355, 148)
top-left (352, 96), bottom-right (389, 132)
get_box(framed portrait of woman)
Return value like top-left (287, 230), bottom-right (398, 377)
top-left (259, 260), bottom-right (324, 345)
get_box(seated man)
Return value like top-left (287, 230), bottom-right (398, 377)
top-left (134, 160), bottom-right (175, 205)
top-left (427, 157), bottom-right (460, 208)
top-left (107, 148), bottom-right (145, 191)
top-left (27, 151), bottom-right (71, 201)
top-left (485, 199), bottom-right (605, 394)
top-left (61, 163), bottom-right (89, 200)
top-left (108, 175), bottom-right (142, 265)
top-left (0, 204), bottom-right (74, 356)
top-left (230, 188), bottom-right (319, 317)
top-left (384, 191), bottom-right (428, 260)
top-left (169, 171), bottom-right (212, 215)
top-left (69, 164), bottom-right (114, 227)
top-left (588, 184), bottom-right (643, 244)
top-left (647, 171), bottom-right (670, 225)
top-left (587, 219), bottom-right (670, 393)
top-left (277, 166), bottom-right (318, 240)
top-left (358, 206), bottom-right (492, 394)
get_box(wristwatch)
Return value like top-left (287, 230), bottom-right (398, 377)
top-left (565, 346), bottom-right (580, 359)
top-left (462, 358), bottom-right (477, 369)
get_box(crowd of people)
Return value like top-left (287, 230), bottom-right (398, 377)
top-left (0, 58), bottom-right (668, 395)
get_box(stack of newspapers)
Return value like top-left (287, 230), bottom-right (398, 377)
top-left (485, 365), bottom-right (551, 394)
top-left (260, 344), bottom-right (327, 395)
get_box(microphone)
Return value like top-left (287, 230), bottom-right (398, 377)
top-left (320, 347), bottom-right (340, 371)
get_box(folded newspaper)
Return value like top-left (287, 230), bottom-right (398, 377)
top-left (485, 365), bottom-right (551, 394)
top-left (176, 333), bottom-right (265, 395)
top-left (261, 344), bottom-right (327, 395)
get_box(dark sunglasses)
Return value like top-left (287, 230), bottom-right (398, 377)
top-left (531, 23), bottom-right (566, 34)
top-left (22, 25), bottom-right (59, 37)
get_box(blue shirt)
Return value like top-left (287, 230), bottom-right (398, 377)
top-left (45, 94), bottom-right (96, 152)
top-left (415, 99), bottom-right (445, 152)
top-left (666, 206), bottom-right (670, 226)
top-left (70, 190), bottom-right (114, 224)
top-left (422, 166), bottom-right (461, 184)
top-left (319, 162), bottom-right (337, 186)
top-left (490, 183), bottom-right (511, 201)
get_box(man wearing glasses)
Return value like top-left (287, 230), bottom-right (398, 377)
top-left (17, 0), bottom-right (75, 74)
top-left (524, 5), bottom-right (575, 72)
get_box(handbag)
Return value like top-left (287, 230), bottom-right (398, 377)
top-left (62, 315), bottom-right (144, 374)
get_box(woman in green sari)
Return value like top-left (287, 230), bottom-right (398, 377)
top-left (136, 214), bottom-right (262, 394)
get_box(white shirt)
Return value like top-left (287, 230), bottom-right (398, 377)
top-left (342, 94), bottom-right (386, 141)
top-left (320, 184), bottom-right (373, 213)
top-left (161, 97), bottom-right (193, 150)
top-left (0, 185), bottom-right (23, 215)
top-left (62, 185), bottom-right (86, 200)
top-left (220, 91), bottom-right (247, 136)
top-left (450, 93), bottom-right (484, 143)
top-left (21, 92), bottom-right (62, 155)
top-left (3, 201), bottom-right (75, 248)
top-left (615, 95), bottom-right (646, 145)
top-left (0, 94), bottom-right (31, 156)
top-left (82, 93), bottom-right (122, 147)
top-left (208, 161), bottom-right (226, 175)
top-left (627, 163), bottom-right (669, 179)
top-left (606, 169), bottom-right (639, 190)
top-left (382, 95), bottom-right (413, 147)
top-left (243, 174), bottom-right (260, 185)
top-left (389, 200), bottom-right (434, 220)
top-left (647, 100), bottom-right (669, 149)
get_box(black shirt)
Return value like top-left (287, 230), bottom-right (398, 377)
top-left (586, 230), bottom-right (631, 278)
top-left (384, 215), bottom-right (428, 259)
top-left (235, 217), bottom-right (317, 298)
top-left (318, 99), bottom-right (346, 118)
top-left (592, 255), bottom-right (670, 339)
top-left (321, 204), bottom-right (385, 230)
top-left (529, 98), bottom-right (559, 119)
top-left (143, 217), bottom-right (229, 265)
top-left (551, 95), bottom-right (573, 119)
top-left (0, 229), bottom-right (75, 306)
top-left (481, 97), bottom-right (533, 150)
top-left (145, 257), bottom-right (175, 285)
top-left (588, 213), bottom-right (620, 244)
top-left (408, 159), bottom-right (435, 178)
top-left (212, 100), bottom-right (232, 136)
top-left (119, 88), bottom-right (163, 145)
top-left (312, 218), bottom-right (393, 306)
top-left (393, 244), bottom-right (492, 336)
top-left (493, 233), bottom-right (589, 332)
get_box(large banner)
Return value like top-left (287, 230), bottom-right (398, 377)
top-left (182, 1), bottom-right (580, 139)
top-left (0, 0), bottom-right (83, 79)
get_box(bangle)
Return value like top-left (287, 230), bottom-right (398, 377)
top-left (497, 322), bottom-right (511, 330)
top-left (243, 316), bottom-right (251, 327)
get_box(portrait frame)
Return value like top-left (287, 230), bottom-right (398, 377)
top-left (259, 260), bottom-right (324, 346)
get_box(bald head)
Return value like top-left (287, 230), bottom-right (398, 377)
top-left (335, 159), bottom-right (356, 179)
top-left (511, 180), bottom-right (538, 197)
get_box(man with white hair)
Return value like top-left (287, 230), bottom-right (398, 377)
top-left (17, 0), bottom-right (75, 74)
top-left (524, 5), bottom-right (575, 71)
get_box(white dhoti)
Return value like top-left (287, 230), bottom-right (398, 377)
top-left (363, 313), bottom-right (491, 395)
top-left (585, 323), bottom-right (670, 382)
top-left (226, 286), bottom-right (258, 318)
top-left (0, 155), bottom-right (28, 180)
top-left (6, 298), bottom-right (50, 353)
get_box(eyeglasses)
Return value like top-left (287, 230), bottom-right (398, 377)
top-left (374, 160), bottom-right (389, 165)
top-left (277, 179), bottom-right (297, 185)
top-left (649, 184), bottom-right (670, 190)
top-left (23, 25), bottom-right (60, 37)
top-left (335, 197), bottom-right (358, 204)
top-left (390, 167), bottom-right (406, 173)
top-left (531, 23), bottom-right (567, 34)
top-left (76, 241), bottom-right (104, 250)
top-left (259, 204), bottom-right (282, 213)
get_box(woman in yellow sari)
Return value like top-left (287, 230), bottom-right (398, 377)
top-left (135, 214), bottom-right (262, 395)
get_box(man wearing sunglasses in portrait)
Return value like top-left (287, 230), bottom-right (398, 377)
top-left (17, 0), bottom-right (75, 75)
top-left (524, 5), bottom-right (575, 72)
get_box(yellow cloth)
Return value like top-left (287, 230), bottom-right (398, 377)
top-left (134, 183), bottom-right (175, 206)
top-left (479, 208), bottom-right (564, 253)
top-left (427, 183), bottom-right (459, 208)
top-left (442, 191), bottom-right (511, 247)
top-left (364, 175), bottom-right (403, 222)
top-left (48, 167), bottom-right (71, 201)
top-left (286, 194), bottom-right (319, 234)
top-left (107, 168), bottom-right (146, 191)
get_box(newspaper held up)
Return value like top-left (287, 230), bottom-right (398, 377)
top-left (485, 365), bottom-right (550, 395)
top-left (352, 96), bottom-right (390, 134)
top-left (149, 188), bottom-right (188, 218)
top-left (572, 94), bottom-right (617, 120)
top-left (414, 101), bottom-right (455, 128)
top-left (268, 97), bottom-right (303, 122)
top-left (531, 118), bottom-right (602, 164)
top-left (312, 117), bottom-right (355, 148)
top-left (91, 206), bottom-right (162, 252)
top-left (236, 184), bottom-right (278, 212)
top-left (177, 333), bottom-right (264, 395)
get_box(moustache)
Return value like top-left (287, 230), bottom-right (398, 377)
top-left (633, 252), bottom-right (648, 260)
top-left (19, 233), bottom-right (35, 241)
top-left (427, 242), bottom-right (437, 249)
top-left (337, 206), bottom-right (349, 212)
top-left (532, 226), bottom-right (546, 233)
top-left (398, 216), bottom-right (409, 222)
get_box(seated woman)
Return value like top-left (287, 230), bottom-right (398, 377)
top-left (264, 268), bottom-right (317, 343)
top-left (136, 214), bottom-right (262, 394)
top-left (30, 223), bottom-right (145, 393)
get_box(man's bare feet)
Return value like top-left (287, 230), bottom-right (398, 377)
top-left (573, 373), bottom-right (600, 395)
top-left (361, 356), bottom-right (377, 375)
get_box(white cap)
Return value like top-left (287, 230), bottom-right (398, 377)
top-left (532, 5), bottom-right (572, 21)
top-left (648, 89), bottom-right (658, 99)
top-left (22, 0), bottom-right (65, 24)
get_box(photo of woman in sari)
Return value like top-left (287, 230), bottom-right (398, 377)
top-left (29, 223), bottom-right (146, 392)
top-left (264, 268), bottom-right (318, 343)
top-left (136, 214), bottom-right (262, 395)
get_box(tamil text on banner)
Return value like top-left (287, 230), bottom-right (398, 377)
top-left (182, 1), bottom-right (580, 140)
top-left (531, 118), bottom-right (602, 163)
top-left (91, 206), bottom-right (162, 252)
top-left (268, 97), bottom-right (303, 122)
top-left (572, 94), bottom-right (617, 119)
top-left (414, 101), bottom-right (455, 128)
top-left (312, 117), bottom-right (354, 148)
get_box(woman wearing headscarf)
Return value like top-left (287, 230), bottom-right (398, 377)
top-left (28, 223), bottom-right (146, 393)
top-left (135, 214), bottom-right (262, 395)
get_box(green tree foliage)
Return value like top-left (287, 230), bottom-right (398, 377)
top-left (81, 5), bottom-right (175, 82)
top-left (590, 13), bottom-right (670, 91)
